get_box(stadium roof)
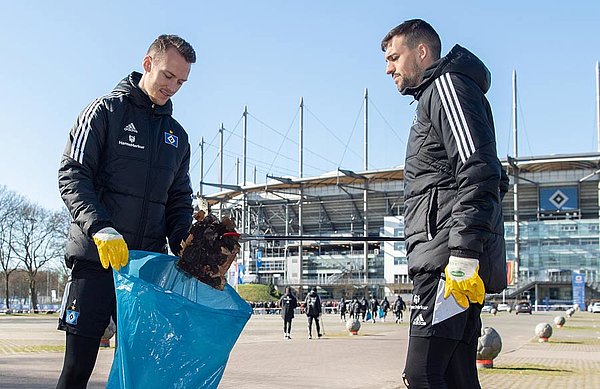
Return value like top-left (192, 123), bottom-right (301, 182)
top-left (201, 152), bottom-right (600, 237)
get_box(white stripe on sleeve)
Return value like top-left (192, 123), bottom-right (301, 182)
top-left (69, 92), bottom-right (124, 164)
top-left (434, 73), bottom-right (476, 164)
top-left (69, 97), bottom-right (101, 161)
top-left (435, 78), bottom-right (468, 163)
top-left (445, 73), bottom-right (476, 154)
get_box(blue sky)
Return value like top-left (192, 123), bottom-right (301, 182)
top-left (1, 1), bottom-right (599, 210)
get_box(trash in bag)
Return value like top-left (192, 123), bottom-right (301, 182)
top-left (178, 213), bottom-right (240, 290)
top-left (107, 250), bottom-right (252, 389)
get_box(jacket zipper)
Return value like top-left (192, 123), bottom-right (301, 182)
top-left (427, 187), bottom-right (437, 241)
top-left (134, 106), bottom-right (157, 248)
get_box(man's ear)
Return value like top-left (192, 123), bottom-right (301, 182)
top-left (142, 55), bottom-right (152, 72)
top-left (417, 43), bottom-right (429, 62)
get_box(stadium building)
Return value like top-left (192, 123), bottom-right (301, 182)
top-left (205, 152), bottom-right (600, 308)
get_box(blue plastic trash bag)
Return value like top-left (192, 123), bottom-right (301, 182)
top-left (107, 250), bottom-right (252, 389)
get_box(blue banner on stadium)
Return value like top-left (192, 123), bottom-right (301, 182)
top-left (539, 187), bottom-right (578, 211)
top-left (572, 272), bottom-right (586, 310)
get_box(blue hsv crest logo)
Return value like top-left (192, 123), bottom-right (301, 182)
top-left (164, 131), bottom-right (179, 148)
top-left (65, 310), bottom-right (79, 325)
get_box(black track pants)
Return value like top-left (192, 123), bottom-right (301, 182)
top-left (283, 319), bottom-right (293, 334)
top-left (402, 334), bottom-right (480, 389)
top-left (307, 315), bottom-right (321, 336)
top-left (56, 332), bottom-right (102, 389)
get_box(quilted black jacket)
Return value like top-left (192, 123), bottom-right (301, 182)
top-left (58, 72), bottom-right (193, 267)
top-left (401, 45), bottom-right (509, 293)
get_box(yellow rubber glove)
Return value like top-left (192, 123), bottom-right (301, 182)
top-left (92, 227), bottom-right (129, 271)
top-left (443, 256), bottom-right (485, 308)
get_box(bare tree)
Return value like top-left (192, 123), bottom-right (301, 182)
top-left (11, 201), bottom-right (66, 311)
top-left (0, 186), bottom-right (24, 309)
top-left (54, 207), bottom-right (72, 288)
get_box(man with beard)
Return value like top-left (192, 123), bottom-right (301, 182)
top-left (381, 19), bottom-right (508, 388)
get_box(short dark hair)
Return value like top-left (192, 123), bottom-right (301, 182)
top-left (380, 19), bottom-right (441, 60)
top-left (148, 34), bottom-right (196, 64)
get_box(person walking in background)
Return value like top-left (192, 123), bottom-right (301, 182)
top-left (305, 287), bottom-right (322, 339)
top-left (350, 297), bottom-right (360, 320)
top-left (339, 297), bottom-right (347, 322)
top-left (280, 286), bottom-right (298, 339)
top-left (380, 296), bottom-right (391, 322)
top-left (56, 35), bottom-right (196, 389)
top-left (381, 19), bottom-right (508, 388)
top-left (369, 295), bottom-right (379, 323)
top-left (393, 295), bottom-right (406, 324)
top-left (360, 296), bottom-right (368, 322)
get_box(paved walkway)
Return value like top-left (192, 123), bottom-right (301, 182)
top-left (0, 311), bottom-right (599, 388)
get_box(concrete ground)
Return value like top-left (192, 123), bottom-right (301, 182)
top-left (1, 310), bottom-right (600, 388)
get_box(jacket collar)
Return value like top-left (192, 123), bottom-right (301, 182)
top-left (401, 45), bottom-right (491, 100)
top-left (113, 72), bottom-right (173, 116)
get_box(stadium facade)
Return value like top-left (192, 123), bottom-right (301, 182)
top-left (206, 152), bottom-right (600, 306)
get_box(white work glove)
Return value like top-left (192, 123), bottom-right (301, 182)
top-left (92, 227), bottom-right (129, 271)
top-left (443, 256), bottom-right (485, 308)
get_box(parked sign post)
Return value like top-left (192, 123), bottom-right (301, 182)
top-left (572, 272), bottom-right (586, 311)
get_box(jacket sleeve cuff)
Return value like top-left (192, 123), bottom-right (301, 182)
top-left (449, 249), bottom-right (480, 259)
top-left (87, 221), bottom-right (114, 238)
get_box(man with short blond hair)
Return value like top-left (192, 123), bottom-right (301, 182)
top-left (56, 34), bottom-right (196, 388)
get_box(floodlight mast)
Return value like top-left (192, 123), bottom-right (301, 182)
top-left (512, 70), bottom-right (520, 286)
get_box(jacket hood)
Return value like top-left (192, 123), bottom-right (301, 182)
top-left (402, 45), bottom-right (491, 99)
top-left (113, 71), bottom-right (173, 116)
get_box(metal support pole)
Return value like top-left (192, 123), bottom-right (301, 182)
top-left (596, 62), bottom-right (600, 153)
top-left (597, 62), bottom-right (600, 283)
top-left (363, 88), bottom-right (369, 284)
top-left (299, 97), bottom-right (304, 179)
top-left (242, 107), bottom-right (248, 277)
top-left (219, 123), bottom-right (224, 219)
top-left (512, 70), bottom-right (520, 285)
top-left (298, 98), bottom-right (304, 285)
top-left (285, 203), bottom-right (289, 282)
top-left (199, 136), bottom-right (204, 197)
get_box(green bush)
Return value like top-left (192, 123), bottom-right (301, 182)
top-left (237, 284), bottom-right (280, 302)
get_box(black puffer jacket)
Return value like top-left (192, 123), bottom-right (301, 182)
top-left (58, 72), bottom-right (193, 267)
top-left (280, 292), bottom-right (298, 320)
top-left (304, 290), bottom-right (322, 317)
top-left (401, 45), bottom-right (508, 293)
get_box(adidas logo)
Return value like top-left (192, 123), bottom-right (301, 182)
top-left (412, 314), bottom-right (426, 326)
top-left (123, 123), bottom-right (138, 133)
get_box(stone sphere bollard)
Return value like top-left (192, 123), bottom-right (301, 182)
top-left (535, 323), bottom-right (553, 342)
top-left (554, 316), bottom-right (566, 328)
top-left (566, 308), bottom-right (575, 317)
top-left (491, 308), bottom-right (497, 316)
top-left (476, 327), bottom-right (502, 368)
top-left (100, 318), bottom-right (116, 348)
top-left (346, 318), bottom-right (361, 335)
